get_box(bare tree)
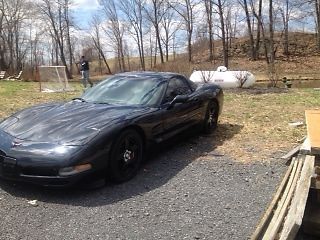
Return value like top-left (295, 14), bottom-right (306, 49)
top-left (144, 0), bottom-right (166, 64)
top-left (281, 0), bottom-right (290, 56)
top-left (62, 0), bottom-right (74, 77)
top-left (0, 4), bottom-right (5, 70)
top-left (213, 0), bottom-right (229, 68)
top-left (225, 2), bottom-right (239, 49)
top-left (170, 0), bottom-right (199, 62)
top-left (147, 29), bottom-right (156, 68)
top-left (238, 0), bottom-right (264, 60)
top-left (119, 0), bottom-right (146, 70)
top-left (90, 14), bottom-right (112, 74)
top-left (27, 15), bottom-right (45, 77)
top-left (235, 71), bottom-right (249, 88)
top-left (312, 0), bottom-right (320, 50)
top-left (250, 0), bottom-right (263, 60)
top-left (200, 70), bottom-right (214, 83)
top-left (160, 1), bottom-right (181, 61)
top-left (204, 0), bottom-right (214, 61)
top-left (239, 0), bottom-right (255, 59)
top-left (278, 0), bottom-right (308, 56)
top-left (99, 0), bottom-right (126, 72)
top-left (0, 0), bottom-right (30, 72)
top-left (37, 0), bottom-right (72, 79)
top-left (268, 0), bottom-right (277, 86)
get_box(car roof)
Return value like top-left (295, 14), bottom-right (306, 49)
top-left (114, 71), bottom-right (183, 81)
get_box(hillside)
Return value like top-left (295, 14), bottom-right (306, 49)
top-left (153, 32), bottom-right (320, 84)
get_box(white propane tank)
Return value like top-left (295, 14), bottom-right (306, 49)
top-left (190, 66), bottom-right (256, 89)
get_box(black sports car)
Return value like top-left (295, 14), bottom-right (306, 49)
top-left (0, 71), bottom-right (223, 187)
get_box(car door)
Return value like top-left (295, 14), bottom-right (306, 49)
top-left (160, 76), bottom-right (202, 140)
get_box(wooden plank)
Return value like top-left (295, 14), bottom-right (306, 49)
top-left (262, 157), bottom-right (303, 240)
top-left (250, 158), bottom-right (295, 240)
top-left (279, 155), bottom-right (315, 240)
top-left (281, 145), bottom-right (301, 161)
top-left (300, 137), bottom-right (311, 155)
top-left (311, 165), bottom-right (320, 189)
top-left (305, 110), bottom-right (320, 155)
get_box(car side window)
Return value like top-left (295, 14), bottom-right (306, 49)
top-left (174, 77), bottom-right (192, 95)
top-left (163, 77), bottom-right (192, 103)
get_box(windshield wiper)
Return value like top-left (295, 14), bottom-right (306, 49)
top-left (94, 101), bottom-right (110, 105)
top-left (72, 97), bottom-right (87, 102)
top-left (140, 81), bottom-right (165, 103)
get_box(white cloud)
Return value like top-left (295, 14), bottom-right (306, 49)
top-left (71, 0), bottom-right (101, 11)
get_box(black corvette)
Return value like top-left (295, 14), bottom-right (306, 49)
top-left (0, 71), bottom-right (223, 187)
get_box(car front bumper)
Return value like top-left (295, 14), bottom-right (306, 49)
top-left (0, 158), bottom-right (93, 187)
top-left (0, 139), bottom-right (103, 188)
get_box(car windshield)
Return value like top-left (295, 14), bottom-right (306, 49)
top-left (81, 75), bottom-right (167, 106)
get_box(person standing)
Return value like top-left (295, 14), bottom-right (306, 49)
top-left (80, 56), bottom-right (93, 88)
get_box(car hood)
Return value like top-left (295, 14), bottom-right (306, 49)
top-left (0, 101), bottom-right (150, 146)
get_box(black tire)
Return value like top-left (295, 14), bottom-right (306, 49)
top-left (108, 129), bottom-right (143, 183)
top-left (202, 100), bottom-right (219, 134)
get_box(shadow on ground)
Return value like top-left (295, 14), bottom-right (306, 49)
top-left (0, 123), bottom-right (243, 207)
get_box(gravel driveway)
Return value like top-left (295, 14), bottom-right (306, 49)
top-left (0, 129), bottom-right (287, 240)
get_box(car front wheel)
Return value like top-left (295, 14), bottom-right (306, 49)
top-left (108, 129), bottom-right (143, 183)
top-left (202, 100), bottom-right (219, 134)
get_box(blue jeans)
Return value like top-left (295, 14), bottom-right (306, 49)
top-left (81, 70), bottom-right (93, 87)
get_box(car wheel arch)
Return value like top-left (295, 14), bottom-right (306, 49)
top-left (108, 125), bottom-right (146, 157)
top-left (107, 125), bottom-right (146, 183)
top-left (210, 98), bottom-right (220, 113)
top-left (124, 125), bottom-right (146, 146)
top-left (202, 98), bottom-right (220, 134)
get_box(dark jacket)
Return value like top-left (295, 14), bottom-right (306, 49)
top-left (80, 59), bottom-right (89, 71)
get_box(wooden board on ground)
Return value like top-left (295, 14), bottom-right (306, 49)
top-left (305, 110), bottom-right (320, 154)
top-left (250, 159), bottom-right (295, 240)
top-left (251, 155), bottom-right (315, 240)
top-left (279, 155), bottom-right (315, 240)
top-left (262, 157), bottom-right (303, 240)
top-left (281, 144), bottom-right (301, 161)
top-left (300, 137), bottom-right (311, 155)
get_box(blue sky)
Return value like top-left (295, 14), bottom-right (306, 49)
top-left (72, 0), bottom-right (101, 29)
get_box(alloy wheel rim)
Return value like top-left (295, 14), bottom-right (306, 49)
top-left (119, 135), bottom-right (140, 173)
top-left (123, 149), bottom-right (134, 163)
top-left (208, 107), bottom-right (216, 127)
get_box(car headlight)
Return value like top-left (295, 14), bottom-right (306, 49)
top-left (59, 163), bottom-right (92, 176)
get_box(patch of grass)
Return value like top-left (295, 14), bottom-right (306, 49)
top-left (214, 88), bottom-right (320, 162)
top-left (0, 81), bottom-right (82, 119)
top-left (0, 82), bottom-right (319, 163)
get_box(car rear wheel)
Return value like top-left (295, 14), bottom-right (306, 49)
top-left (108, 129), bottom-right (143, 183)
top-left (202, 100), bottom-right (219, 134)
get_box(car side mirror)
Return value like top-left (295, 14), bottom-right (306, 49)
top-left (167, 95), bottom-right (189, 109)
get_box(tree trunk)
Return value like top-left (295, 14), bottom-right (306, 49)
top-left (92, 37), bottom-right (112, 74)
top-left (282, 0), bottom-right (289, 57)
top-left (217, 0), bottom-right (228, 68)
top-left (64, 1), bottom-right (73, 78)
top-left (254, 0), bottom-right (262, 60)
top-left (205, 0), bottom-right (214, 61)
top-left (315, 0), bottom-right (320, 50)
top-left (242, 0), bottom-right (255, 59)
top-left (268, 0), bottom-right (277, 87)
top-left (153, 1), bottom-right (164, 64)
